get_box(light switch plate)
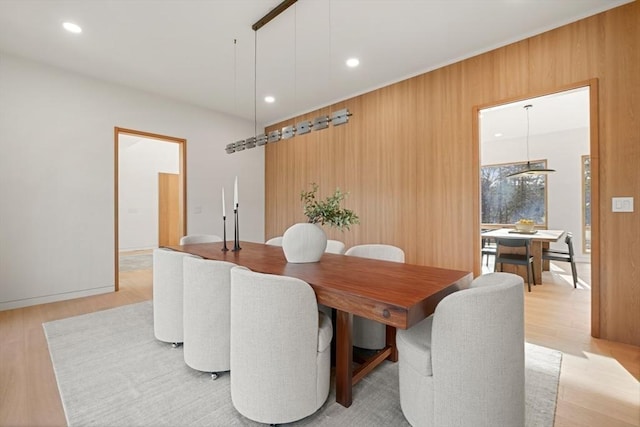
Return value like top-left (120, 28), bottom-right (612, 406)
top-left (612, 197), bottom-right (634, 212)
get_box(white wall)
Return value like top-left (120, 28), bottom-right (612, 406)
top-left (119, 137), bottom-right (179, 251)
top-left (0, 53), bottom-right (265, 310)
top-left (481, 127), bottom-right (590, 262)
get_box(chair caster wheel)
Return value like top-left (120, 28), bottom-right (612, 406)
top-left (211, 372), bottom-right (218, 380)
top-left (171, 342), bottom-right (181, 348)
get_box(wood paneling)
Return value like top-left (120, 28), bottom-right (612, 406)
top-left (158, 173), bottom-right (180, 246)
top-left (265, 2), bottom-right (640, 346)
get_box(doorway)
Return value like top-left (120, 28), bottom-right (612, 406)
top-left (474, 79), bottom-right (601, 337)
top-left (114, 127), bottom-right (187, 291)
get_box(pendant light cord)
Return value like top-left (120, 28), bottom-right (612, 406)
top-left (507, 103), bottom-right (554, 177)
top-left (233, 39), bottom-right (237, 115)
top-left (329, 0), bottom-right (332, 105)
top-left (254, 31), bottom-right (258, 137)
top-left (294, 5), bottom-right (297, 118)
top-left (524, 104), bottom-right (532, 165)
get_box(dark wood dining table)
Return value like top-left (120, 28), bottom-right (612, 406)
top-left (165, 241), bottom-right (472, 407)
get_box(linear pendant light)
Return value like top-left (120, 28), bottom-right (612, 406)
top-left (507, 104), bottom-right (556, 178)
top-left (225, 0), bottom-right (351, 154)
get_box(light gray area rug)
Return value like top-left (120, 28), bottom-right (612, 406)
top-left (119, 254), bottom-right (153, 272)
top-left (44, 302), bottom-right (561, 427)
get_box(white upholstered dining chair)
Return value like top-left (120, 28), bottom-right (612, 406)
top-left (325, 239), bottom-right (346, 254)
top-left (152, 248), bottom-right (200, 346)
top-left (396, 272), bottom-right (525, 427)
top-left (344, 244), bottom-right (405, 350)
top-left (317, 239), bottom-right (347, 317)
top-left (182, 257), bottom-right (236, 379)
top-left (230, 267), bottom-right (332, 424)
top-left (265, 236), bottom-right (283, 246)
top-left (179, 234), bottom-right (222, 245)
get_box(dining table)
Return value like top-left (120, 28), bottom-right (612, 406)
top-left (164, 240), bottom-right (473, 408)
top-left (481, 228), bottom-right (565, 284)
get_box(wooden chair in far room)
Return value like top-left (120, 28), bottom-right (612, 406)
top-left (542, 232), bottom-right (578, 288)
top-left (481, 232), bottom-right (497, 266)
top-left (494, 238), bottom-right (535, 292)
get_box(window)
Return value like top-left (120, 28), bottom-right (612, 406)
top-left (582, 155), bottom-right (591, 253)
top-left (481, 160), bottom-right (548, 225)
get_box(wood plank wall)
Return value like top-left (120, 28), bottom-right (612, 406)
top-left (265, 2), bottom-right (639, 346)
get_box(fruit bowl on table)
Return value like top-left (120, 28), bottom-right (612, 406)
top-left (515, 221), bottom-right (535, 232)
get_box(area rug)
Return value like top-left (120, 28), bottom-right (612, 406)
top-left (44, 302), bottom-right (561, 426)
top-left (119, 254), bottom-right (153, 272)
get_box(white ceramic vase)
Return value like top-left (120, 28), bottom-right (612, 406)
top-left (282, 223), bottom-right (328, 263)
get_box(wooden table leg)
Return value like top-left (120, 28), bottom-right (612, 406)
top-left (335, 310), bottom-right (353, 407)
top-left (541, 242), bottom-right (550, 271)
top-left (386, 325), bottom-right (398, 362)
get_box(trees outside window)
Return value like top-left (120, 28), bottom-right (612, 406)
top-left (481, 160), bottom-right (548, 225)
top-left (582, 155), bottom-right (591, 252)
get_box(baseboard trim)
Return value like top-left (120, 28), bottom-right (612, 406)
top-left (0, 286), bottom-right (113, 311)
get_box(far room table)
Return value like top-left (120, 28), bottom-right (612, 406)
top-left (481, 228), bottom-right (565, 284)
top-left (165, 241), bottom-right (472, 408)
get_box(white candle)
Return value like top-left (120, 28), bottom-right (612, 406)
top-left (222, 187), bottom-right (226, 217)
top-left (234, 176), bottom-right (238, 208)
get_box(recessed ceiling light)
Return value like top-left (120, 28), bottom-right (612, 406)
top-left (494, 132), bottom-right (503, 137)
top-left (264, 96), bottom-right (275, 103)
top-left (63, 22), bottom-right (82, 34)
top-left (346, 58), bottom-right (360, 68)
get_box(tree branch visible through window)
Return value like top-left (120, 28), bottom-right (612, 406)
top-left (481, 160), bottom-right (548, 225)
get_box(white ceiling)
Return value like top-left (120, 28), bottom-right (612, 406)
top-left (0, 0), bottom-right (630, 127)
top-left (480, 86), bottom-right (591, 143)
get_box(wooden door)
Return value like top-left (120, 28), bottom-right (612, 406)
top-left (158, 172), bottom-right (180, 246)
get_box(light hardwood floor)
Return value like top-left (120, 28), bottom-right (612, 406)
top-left (0, 262), bottom-right (638, 426)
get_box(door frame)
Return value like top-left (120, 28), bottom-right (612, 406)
top-left (114, 127), bottom-right (187, 291)
top-left (472, 78), bottom-right (600, 337)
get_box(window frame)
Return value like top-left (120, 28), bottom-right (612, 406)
top-left (480, 159), bottom-right (549, 229)
top-left (582, 154), bottom-right (591, 253)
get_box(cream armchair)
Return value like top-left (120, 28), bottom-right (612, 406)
top-left (179, 234), bottom-right (222, 244)
top-left (182, 257), bottom-right (236, 379)
top-left (344, 244), bottom-right (405, 350)
top-left (230, 267), bottom-right (332, 424)
top-left (396, 272), bottom-right (525, 427)
top-left (152, 248), bottom-right (200, 346)
top-left (325, 239), bottom-right (346, 254)
top-left (265, 236), bottom-right (283, 246)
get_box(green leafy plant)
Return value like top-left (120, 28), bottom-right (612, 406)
top-left (300, 183), bottom-right (360, 231)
